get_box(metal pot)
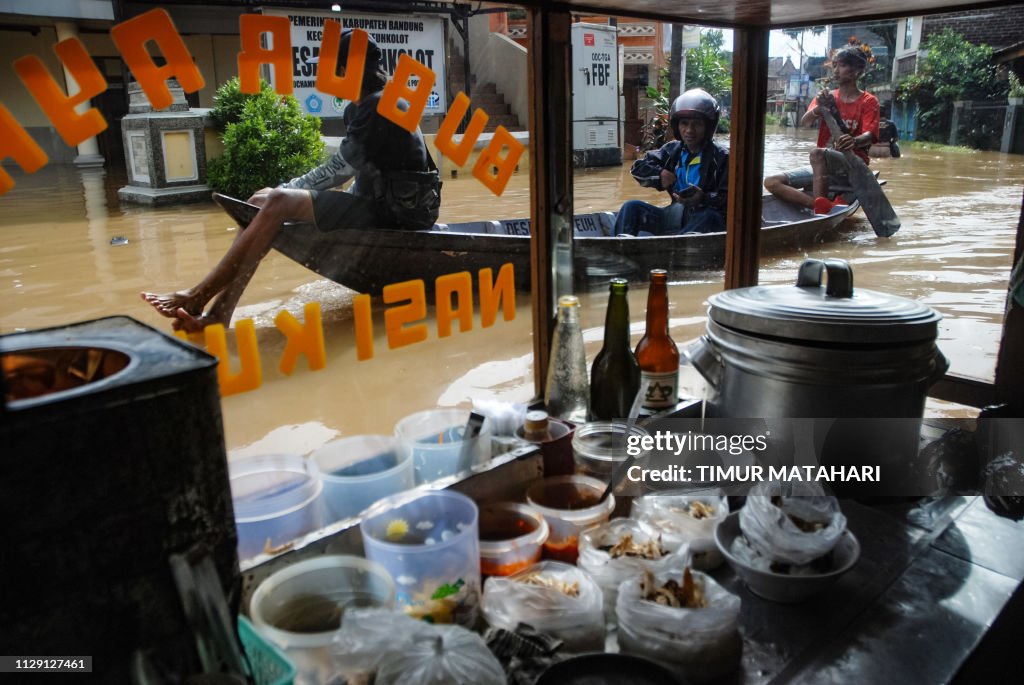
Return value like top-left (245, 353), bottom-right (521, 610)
top-left (686, 259), bottom-right (949, 495)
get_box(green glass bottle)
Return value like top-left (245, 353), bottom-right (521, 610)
top-left (589, 279), bottom-right (641, 420)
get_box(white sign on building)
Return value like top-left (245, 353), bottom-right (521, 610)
top-left (261, 9), bottom-right (448, 118)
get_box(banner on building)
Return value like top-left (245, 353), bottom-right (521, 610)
top-left (261, 9), bottom-right (448, 117)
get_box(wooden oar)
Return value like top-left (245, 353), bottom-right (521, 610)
top-left (819, 109), bottom-right (901, 237)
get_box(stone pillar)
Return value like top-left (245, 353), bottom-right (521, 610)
top-left (949, 100), bottom-right (967, 147)
top-left (54, 21), bottom-right (105, 168)
top-left (1002, 99), bottom-right (1023, 154)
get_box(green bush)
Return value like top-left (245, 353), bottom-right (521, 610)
top-left (207, 78), bottom-right (325, 199)
top-left (896, 29), bottom-right (1007, 145)
top-left (1010, 72), bottom-right (1024, 98)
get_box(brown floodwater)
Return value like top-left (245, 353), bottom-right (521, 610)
top-left (1, 129), bottom-right (1021, 454)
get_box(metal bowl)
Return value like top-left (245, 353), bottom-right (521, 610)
top-left (714, 511), bottom-right (860, 603)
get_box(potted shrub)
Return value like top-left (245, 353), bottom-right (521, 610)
top-left (1009, 72), bottom-right (1024, 106)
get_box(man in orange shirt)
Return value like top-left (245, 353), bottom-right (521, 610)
top-left (764, 42), bottom-right (880, 215)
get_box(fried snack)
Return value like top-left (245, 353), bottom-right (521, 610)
top-left (640, 568), bottom-right (708, 609)
top-left (771, 495), bottom-right (828, 533)
top-left (598, 534), bottom-right (666, 560)
top-left (519, 571), bottom-right (581, 597)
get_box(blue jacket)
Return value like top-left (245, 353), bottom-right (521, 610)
top-left (629, 139), bottom-right (729, 216)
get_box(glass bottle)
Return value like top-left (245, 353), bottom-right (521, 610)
top-left (634, 269), bottom-right (680, 411)
top-left (589, 279), bottom-right (641, 420)
top-left (544, 295), bottom-right (589, 423)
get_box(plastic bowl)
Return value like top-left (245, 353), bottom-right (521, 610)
top-left (229, 454), bottom-right (325, 560)
top-left (572, 421), bottom-right (651, 479)
top-left (526, 475), bottom-right (615, 564)
top-left (309, 435), bottom-right (414, 523)
top-left (249, 555), bottom-right (395, 685)
top-left (394, 408), bottom-right (492, 484)
top-left (714, 511), bottom-right (860, 603)
top-left (478, 502), bottom-right (549, 577)
top-left (360, 489), bottom-right (481, 626)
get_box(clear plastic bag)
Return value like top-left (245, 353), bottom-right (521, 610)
top-left (481, 561), bottom-right (605, 652)
top-left (616, 568), bottom-right (741, 683)
top-left (632, 490), bottom-right (729, 570)
top-left (739, 480), bottom-right (846, 566)
top-left (330, 607), bottom-right (505, 685)
top-left (577, 518), bottom-right (690, 623)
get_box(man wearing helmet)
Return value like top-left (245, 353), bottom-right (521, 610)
top-left (613, 88), bottom-right (729, 236)
top-left (764, 42), bottom-right (880, 214)
top-left (142, 30), bottom-right (440, 331)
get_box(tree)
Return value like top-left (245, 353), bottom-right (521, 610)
top-left (684, 29), bottom-right (732, 103)
top-left (207, 78), bottom-right (325, 199)
top-left (897, 29), bottom-right (1008, 145)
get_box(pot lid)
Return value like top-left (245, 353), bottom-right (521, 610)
top-left (708, 259), bottom-right (942, 344)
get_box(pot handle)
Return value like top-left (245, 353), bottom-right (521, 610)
top-left (928, 348), bottom-right (951, 385)
top-left (685, 336), bottom-right (723, 390)
top-left (796, 258), bottom-right (854, 299)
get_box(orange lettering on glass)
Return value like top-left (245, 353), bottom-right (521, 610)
top-left (317, 22), bottom-right (368, 103)
top-left (378, 54), bottom-right (435, 133)
top-left (204, 320), bottom-right (262, 397)
top-left (275, 303), bottom-right (326, 375)
top-left (0, 104), bottom-right (47, 195)
top-left (110, 8), bottom-right (204, 111)
top-left (434, 92), bottom-right (488, 167)
top-left (14, 38), bottom-right (107, 147)
top-left (353, 294), bottom-right (374, 361)
top-left (238, 14), bottom-right (292, 95)
top-left (478, 264), bottom-right (516, 328)
top-left (473, 127), bottom-right (525, 196)
top-left (435, 272), bottom-right (474, 338)
top-left (383, 279), bottom-right (428, 349)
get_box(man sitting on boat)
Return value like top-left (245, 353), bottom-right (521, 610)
top-left (612, 88), bottom-right (729, 236)
top-left (142, 30), bottom-right (441, 332)
top-left (763, 40), bottom-right (880, 215)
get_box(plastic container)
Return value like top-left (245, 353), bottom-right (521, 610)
top-left (309, 435), bottom-right (415, 523)
top-left (395, 409), bottom-right (492, 484)
top-left (239, 615), bottom-right (297, 685)
top-left (632, 490), bottom-right (730, 570)
top-left (229, 454), bottom-right (325, 560)
top-left (478, 502), bottom-right (549, 577)
top-left (526, 475), bottom-right (616, 564)
top-left (249, 555), bottom-right (395, 685)
top-left (360, 490), bottom-right (481, 626)
top-left (572, 421), bottom-right (651, 479)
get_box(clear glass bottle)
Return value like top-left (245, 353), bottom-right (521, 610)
top-left (544, 295), bottom-right (589, 423)
top-left (635, 269), bottom-right (680, 410)
top-left (589, 279), bottom-right (641, 420)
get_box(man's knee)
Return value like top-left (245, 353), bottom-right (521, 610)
top-left (261, 187), bottom-right (310, 219)
top-left (809, 148), bottom-right (826, 166)
top-left (764, 174), bottom-right (787, 192)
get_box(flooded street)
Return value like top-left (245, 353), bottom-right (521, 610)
top-left (1, 128), bottom-right (1021, 454)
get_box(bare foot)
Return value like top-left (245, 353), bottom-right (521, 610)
top-left (172, 307), bottom-right (228, 333)
top-left (141, 291), bottom-right (203, 319)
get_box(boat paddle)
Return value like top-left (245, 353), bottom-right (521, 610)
top-left (818, 108), bottom-right (901, 237)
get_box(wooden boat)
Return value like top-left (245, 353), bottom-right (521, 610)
top-left (214, 192), bottom-right (865, 294)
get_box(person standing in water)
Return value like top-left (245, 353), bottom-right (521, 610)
top-left (142, 29), bottom-right (440, 331)
top-left (764, 40), bottom-right (880, 215)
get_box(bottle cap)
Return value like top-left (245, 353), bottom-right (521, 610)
top-left (524, 409), bottom-right (549, 426)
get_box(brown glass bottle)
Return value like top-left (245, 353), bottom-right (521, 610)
top-left (634, 269), bottom-right (680, 410)
top-left (589, 279), bottom-right (641, 420)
